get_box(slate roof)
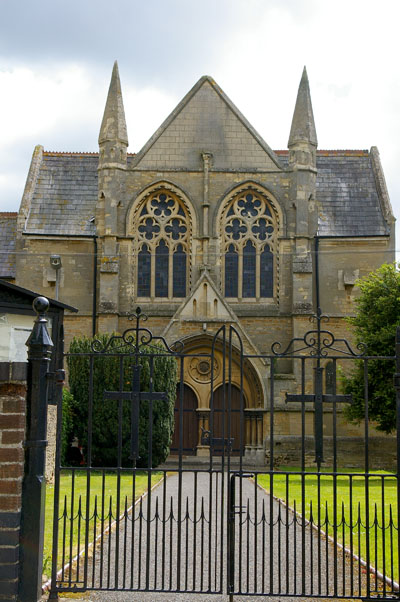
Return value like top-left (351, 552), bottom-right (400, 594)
top-left (277, 150), bottom-right (389, 236)
top-left (20, 150), bottom-right (389, 238)
top-left (0, 213), bottom-right (17, 278)
top-left (24, 153), bottom-right (99, 236)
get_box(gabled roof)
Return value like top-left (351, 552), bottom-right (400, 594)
top-left (162, 270), bottom-right (264, 358)
top-left (0, 213), bottom-right (17, 278)
top-left (0, 279), bottom-right (78, 312)
top-left (22, 151), bottom-right (99, 236)
top-left (131, 75), bottom-right (284, 171)
top-left (18, 148), bottom-right (390, 238)
top-left (278, 150), bottom-right (390, 236)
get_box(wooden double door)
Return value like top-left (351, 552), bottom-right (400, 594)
top-left (171, 384), bottom-right (242, 456)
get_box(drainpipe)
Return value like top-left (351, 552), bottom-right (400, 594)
top-left (92, 235), bottom-right (97, 336)
top-left (314, 235), bottom-right (320, 313)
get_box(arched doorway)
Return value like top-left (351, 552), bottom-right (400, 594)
top-left (170, 384), bottom-right (198, 455)
top-left (211, 384), bottom-right (243, 456)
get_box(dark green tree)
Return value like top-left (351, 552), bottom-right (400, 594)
top-left (343, 263), bottom-right (400, 433)
top-left (61, 388), bottom-right (75, 465)
top-left (66, 333), bottom-right (178, 467)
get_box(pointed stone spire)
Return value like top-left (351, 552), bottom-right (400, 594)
top-left (288, 67), bottom-right (317, 148)
top-left (288, 67), bottom-right (317, 170)
top-left (98, 61), bottom-right (128, 170)
top-left (99, 61), bottom-right (128, 146)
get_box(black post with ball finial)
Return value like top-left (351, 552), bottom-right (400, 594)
top-left (19, 297), bottom-right (54, 601)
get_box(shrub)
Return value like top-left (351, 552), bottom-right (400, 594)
top-left (66, 333), bottom-right (178, 467)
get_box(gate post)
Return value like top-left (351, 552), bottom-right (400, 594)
top-left (395, 326), bottom-right (400, 589)
top-left (19, 297), bottom-right (54, 602)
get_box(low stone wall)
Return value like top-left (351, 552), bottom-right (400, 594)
top-left (0, 362), bottom-right (27, 602)
top-left (268, 434), bottom-right (397, 471)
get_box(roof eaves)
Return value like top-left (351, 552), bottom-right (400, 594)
top-left (0, 279), bottom-right (78, 312)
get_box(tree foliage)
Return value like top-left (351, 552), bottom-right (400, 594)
top-left (343, 263), bottom-right (400, 433)
top-left (66, 333), bottom-right (178, 467)
top-left (61, 388), bottom-right (75, 465)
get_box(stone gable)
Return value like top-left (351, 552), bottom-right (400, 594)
top-left (133, 78), bottom-right (282, 172)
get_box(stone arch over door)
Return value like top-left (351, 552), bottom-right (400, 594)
top-left (176, 334), bottom-right (264, 457)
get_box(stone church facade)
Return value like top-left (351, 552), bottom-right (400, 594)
top-left (1, 63), bottom-right (395, 464)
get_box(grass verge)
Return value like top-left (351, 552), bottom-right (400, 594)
top-left (257, 468), bottom-right (398, 584)
top-left (43, 469), bottom-right (163, 582)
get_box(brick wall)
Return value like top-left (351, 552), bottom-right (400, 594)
top-left (0, 362), bottom-right (27, 602)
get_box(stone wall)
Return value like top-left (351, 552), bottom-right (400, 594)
top-left (0, 362), bottom-right (27, 602)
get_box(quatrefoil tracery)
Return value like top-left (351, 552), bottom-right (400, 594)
top-left (137, 191), bottom-right (190, 250)
top-left (223, 192), bottom-right (276, 251)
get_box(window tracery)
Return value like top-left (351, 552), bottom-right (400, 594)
top-left (135, 189), bottom-right (191, 299)
top-left (222, 189), bottom-right (277, 300)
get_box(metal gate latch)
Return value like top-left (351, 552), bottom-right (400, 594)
top-left (201, 427), bottom-right (234, 450)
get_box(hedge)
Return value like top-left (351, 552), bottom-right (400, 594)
top-left (66, 333), bottom-right (178, 467)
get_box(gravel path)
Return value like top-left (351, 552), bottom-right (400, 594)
top-left (55, 471), bottom-right (371, 601)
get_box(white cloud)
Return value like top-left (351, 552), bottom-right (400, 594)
top-left (0, 0), bottom-right (399, 250)
top-left (0, 65), bottom-right (98, 146)
top-left (124, 86), bottom-right (178, 153)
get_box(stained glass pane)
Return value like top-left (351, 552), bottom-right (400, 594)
top-left (165, 218), bottom-right (187, 240)
top-left (238, 194), bottom-right (261, 216)
top-left (137, 244), bottom-right (151, 297)
top-left (155, 240), bottom-right (169, 297)
top-left (242, 240), bottom-right (256, 298)
top-left (173, 244), bottom-right (186, 297)
top-left (260, 245), bottom-right (273, 297)
top-left (225, 244), bottom-right (238, 297)
top-left (151, 194), bottom-right (174, 216)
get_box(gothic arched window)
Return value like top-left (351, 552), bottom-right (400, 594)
top-left (222, 189), bottom-right (277, 300)
top-left (135, 189), bottom-right (191, 299)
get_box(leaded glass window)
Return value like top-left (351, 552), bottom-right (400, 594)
top-left (137, 244), bottom-right (151, 297)
top-left (222, 189), bottom-right (277, 300)
top-left (260, 245), bottom-right (273, 297)
top-left (225, 244), bottom-right (238, 297)
top-left (242, 240), bottom-right (256, 298)
top-left (134, 188), bottom-right (191, 299)
top-left (173, 244), bottom-right (186, 297)
top-left (155, 240), bottom-right (169, 297)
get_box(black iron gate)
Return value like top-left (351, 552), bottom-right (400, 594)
top-left (48, 308), bottom-right (400, 600)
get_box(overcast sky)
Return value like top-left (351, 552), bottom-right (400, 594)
top-left (1, 0), bottom-right (399, 247)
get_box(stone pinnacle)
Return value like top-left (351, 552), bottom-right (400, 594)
top-left (98, 61), bottom-right (129, 146)
top-left (288, 66), bottom-right (317, 148)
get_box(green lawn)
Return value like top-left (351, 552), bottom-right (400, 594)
top-left (257, 468), bottom-right (399, 583)
top-left (43, 470), bottom-right (163, 581)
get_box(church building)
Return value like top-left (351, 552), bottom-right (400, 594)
top-left (1, 63), bottom-right (395, 464)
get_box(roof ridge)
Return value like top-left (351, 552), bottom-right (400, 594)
top-left (42, 151), bottom-right (137, 156)
top-left (0, 212), bottom-right (18, 217)
top-left (275, 149), bottom-right (369, 156)
top-left (41, 149), bottom-right (369, 158)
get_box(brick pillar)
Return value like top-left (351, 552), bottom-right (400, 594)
top-left (0, 362), bottom-right (27, 602)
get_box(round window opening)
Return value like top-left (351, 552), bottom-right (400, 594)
top-left (198, 360), bottom-right (211, 375)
